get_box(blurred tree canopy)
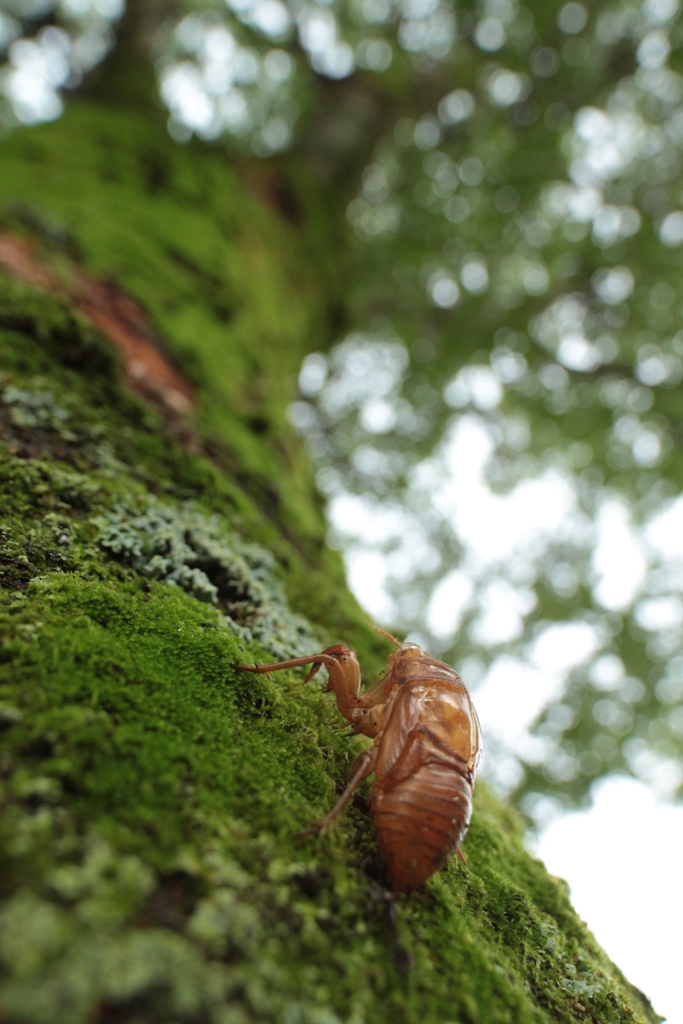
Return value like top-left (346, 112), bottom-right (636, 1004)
top-left (2, 0), bottom-right (683, 821)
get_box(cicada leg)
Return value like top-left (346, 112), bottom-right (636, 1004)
top-left (236, 655), bottom-right (332, 676)
top-left (236, 646), bottom-right (361, 721)
top-left (296, 747), bottom-right (377, 838)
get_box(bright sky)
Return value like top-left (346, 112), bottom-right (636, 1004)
top-left (534, 777), bottom-right (683, 1024)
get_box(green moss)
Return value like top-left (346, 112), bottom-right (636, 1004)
top-left (0, 443), bottom-right (662, 1024)
top-left (92, 500), bottom-right (315, 658)
top-left (0, 103), bottom-right (337, 555)
top-left (0, 273), bottom-right (372, 659)
top-left (0, 107), bottom-right (662, 1024)
top-left (0, 568), bottom-right (660, 1024)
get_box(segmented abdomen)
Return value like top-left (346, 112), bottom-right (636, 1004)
top-left (370, 758), bottom-right (473, 892)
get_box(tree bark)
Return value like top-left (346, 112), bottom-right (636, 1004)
top-left (0, 101), bottom-right (662, 1024)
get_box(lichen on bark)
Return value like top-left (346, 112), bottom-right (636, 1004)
top-left (0, 105), bottom-right (662, 1024)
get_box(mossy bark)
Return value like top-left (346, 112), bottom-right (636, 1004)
top-left (0, 104), bottom-right (661, 1024)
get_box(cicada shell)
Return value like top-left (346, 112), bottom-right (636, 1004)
top-left (365, 644), bottom-right (482, 891)
top-left (237, 636), bottom-right (482, 892)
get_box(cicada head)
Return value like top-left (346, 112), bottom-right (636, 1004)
top-left (395, 642), bottom-right (424, 657)
top-left (385, 641), bottom-right (471, 692)
top-left (385, 641), bottom-right (426, 678)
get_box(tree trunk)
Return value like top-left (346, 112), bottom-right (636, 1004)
top-left (0, 102), bottom-right (661, 1024)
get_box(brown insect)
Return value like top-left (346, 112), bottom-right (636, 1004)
top-left (237, 630), bottom-right (482, 892)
